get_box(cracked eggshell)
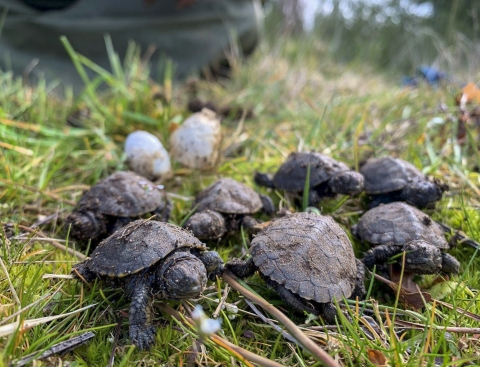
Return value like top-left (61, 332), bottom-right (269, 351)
top-left (170, 108), bottom-right (222, 170)
top-left (124, 130), bottom-right (172, 181)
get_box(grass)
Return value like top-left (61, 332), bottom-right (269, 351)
top-left (1, 27), bottom-right (480, 366)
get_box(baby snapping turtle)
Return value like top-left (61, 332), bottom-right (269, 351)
top-left (184, 178), bottom-right (274, 240)
top-left (66, 171), bottom-right (172, 245)
top-left (254, 152), bottom-right (364, 206)
top-left (361, 156), bottom-right (448, 208)
top-left (227, 212), bottom-right (365, 321)
top-left (72, 220), bottom-right (224, 349)
top-left (353, 202), bottom-right (459, 274)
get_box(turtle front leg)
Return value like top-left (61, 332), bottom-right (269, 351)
top-left (259, 194), bottom-right (275, 215)
top-left (226, 257), bottom-right (256, 279)
top-left (441, 253), bottom-right (460, 274)
top-left (240, 215), bottom-right (260, 233)
top-left (362, 244), bottom-right (402, 269)
top-left (125, 276), bottom-right (156, 350)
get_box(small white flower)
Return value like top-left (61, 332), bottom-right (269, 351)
top-left (199, 318), bottom-right (222, 335)
top-left (225, 304), bottom-right (238, 314)
top-left (191, 304), bottom-right (205, 321)
top-left (191, 304), bottom-right (222, 338)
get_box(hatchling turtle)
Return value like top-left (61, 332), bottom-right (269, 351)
top-left (184, 178), bottom-right (275, 240)
top-left (72, 220), bottom-right (224, 349)
top-left (360, 156), bottom-right (448, 208)
top-left (66, 171), bottom-right (172, 246)
top-left (226, 212), bottom-right (365, 322)
top-left (254, 152), bottom-right (364, 206)
top-left (353, 202), bottom-right (459, 274)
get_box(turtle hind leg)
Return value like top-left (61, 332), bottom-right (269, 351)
top-left (268, 280), bottom-right (319, 315)
top-left (352, 259), bottom-right (366, 299)
top-left (125, 275), bottom-right (156, 350)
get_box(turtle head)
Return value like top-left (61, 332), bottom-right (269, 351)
top-left (66, 211), bottom-right (104, 241)
top-left (402, 179), bottom-right (445, 208)
top-left (159, 251), bottom-right (207, 299)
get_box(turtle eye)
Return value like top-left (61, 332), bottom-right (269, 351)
top-left (163, 258), bottom-right (207, 299)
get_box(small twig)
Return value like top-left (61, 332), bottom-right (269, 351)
top-left (394, 319), bottom-right (480, 334)
top-left (222, 270), bottom-right (341, 367)
top-left (243, 298), bottom-right (297, 343)
top-left (42, 274), bottom-right (75, 280)
top-left (17, 225), bottom-right (85, 260)
top-left (10, 331), bottom-right (95, 367)
top-left (30, 211), bottom-right (63, 228)
top-left (119, 215), bottom-right (156, 239)
top-left (158, 304), bottom-right (286, 367)
top-left (212, 285), bottom-right (230, 318)
top-left (165, 192), bottom-right (194, 201)
top-left (107, 322), bottom-right (122, 367)
top-left (0, 258), bottom-right (21, 307)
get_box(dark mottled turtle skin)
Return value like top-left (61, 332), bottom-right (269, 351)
top-left (184, 178), bottom-right (275, 240)
top-left (227, 212), bottom-right (365, 322)
top-left (353, 202), bottom-right (459, 274)
top-left (360, 156), bottom-right (448, 208)
top-left (66, 171), bottom-right (172, 246)
top-left (254, 152), bottom-right (364, 206)
top-left (72, 220), bottom-right (223, 350)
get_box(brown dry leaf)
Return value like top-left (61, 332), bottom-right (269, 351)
top-left (374, 270), bottom-right (432, 310)
top-left (367, 349), bottom-right (388, 366)
top-left (458, 83), bottom-right (480, 105)
top-left (169, 122), bottom-right (180, 133)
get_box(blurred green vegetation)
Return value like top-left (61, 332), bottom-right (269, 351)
top-left (269, 0), bottom-right (480, 78)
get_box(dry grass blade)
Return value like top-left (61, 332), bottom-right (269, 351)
top-left (107, 322), bottom-right (122, 367)
top-left (243, 298), bottom-right (297, 343)
top-left (158, 304), bottom-right (285, 367)
top-left (0, 258), bottom-right (21, 307)
top-left (0, 177), bottom-right (77, 206)
top-left (0, 304), bottom-right (96, 337)
top-left (212, 285), bottom-right (230, 319)
top-left (0, 284), bottom-right (63, 326)
top-left (394, 319), bottom-right (480, 334)
top-left (0, 141), bottom-right (33, 156)
top-left (222, 270), bottom-right (341, 367)
top-left (434, 299), bottom-right (480, 322)
top-left (17, 225), bottom-right (86, 260)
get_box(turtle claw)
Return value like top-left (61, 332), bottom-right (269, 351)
top-left (130, 324), bottom-right (156, 350)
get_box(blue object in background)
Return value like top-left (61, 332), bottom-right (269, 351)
top-left (402, 65), bottom-right (448, 87)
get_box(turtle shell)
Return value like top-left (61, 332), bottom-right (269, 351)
top-left (75, 171), bottom-right (167, 217)
top-left (250, 212), bottom-right (357, 304)
top-left (193, 178), bottom-right (263, 214)
top-left (85, 220), bottom-right (206, 277)
top-left (361, 157), bottom-right (424, 195)
top-left (272, 152), bottom-right (349, 192)
top-left (355, 202), bottom-right (448, 249)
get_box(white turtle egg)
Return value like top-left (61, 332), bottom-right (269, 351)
top-left (124, 130), bottom-right (172, 181)
top-left (170, 108), bottom-right (221, 170)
